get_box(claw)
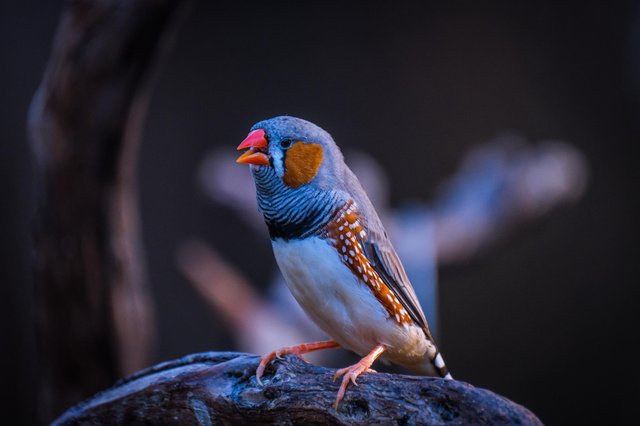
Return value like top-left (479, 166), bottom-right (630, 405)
top-left (255, 340), bottom-right (340, 387)
top-left (256, 353), bottom-right (274, 385)
top-left (332, 366), bottom-right (348, 382)
top-left (332, 344), bottom-right (385, 409)
top-left (334, 368), bottom-right (365, 408)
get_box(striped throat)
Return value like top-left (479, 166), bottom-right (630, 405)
top-left (252, 165), bottom-right (342, 240)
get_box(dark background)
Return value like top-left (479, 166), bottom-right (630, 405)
top-left (2, 1), bottom-right (639, 424)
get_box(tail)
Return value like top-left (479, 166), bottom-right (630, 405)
top-left (431, 349), bottom-right (453, 380)
top-left (410, 347), bottom-right (453, 379)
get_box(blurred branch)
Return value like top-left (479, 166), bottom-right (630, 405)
top-left (52, 351), bottom-right (542, 425)
top-left (28, 0), bottom-right (188, 421)
top-left (432, 137), bottom-right (589, 263)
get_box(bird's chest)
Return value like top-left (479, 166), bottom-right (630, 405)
top-left (271, 237), bottom-right (389, 355)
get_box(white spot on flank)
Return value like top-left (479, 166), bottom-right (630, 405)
top-left (395, 313), bottom-right (401, 322)
top-left (387, 294), bottom-right (394, 302)
top-left (343, 221), bottom-right (348, 226)
top-left (348, 258), bottom-right (353, 264)
top-left (444, 373), bottom-right (453, 380)
top-left (357, 266), bottom-right (362, 272)
top-left (340, 235), bottom-right (344, 240)
top-left (345, 240), bottom-right (351, 246)
top-left (342, 246), bottom-right (346, 253)
top-left (363, 275), bottom-right (368, 283)
top-left (339, 225), bottom-right (344, 231)
top-left (349, 250), bottom-right (355, 257)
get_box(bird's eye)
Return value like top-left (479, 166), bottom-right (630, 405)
top-left (280, 139), bottom-right (292, 149)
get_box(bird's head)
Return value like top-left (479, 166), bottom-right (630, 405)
top-left (236, 116), bottom-right (344, 190)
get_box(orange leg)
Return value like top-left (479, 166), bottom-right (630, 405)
top-left (333, 344), bottom-right (386, 409)
top-left (256, 340), bottom-right (340, 384)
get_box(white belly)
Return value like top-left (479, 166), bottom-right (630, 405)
top-left (271, 236), bottom-right (431, 367)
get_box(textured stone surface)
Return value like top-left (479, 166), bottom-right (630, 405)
top-left (54, 351), bottom-right (542, 425)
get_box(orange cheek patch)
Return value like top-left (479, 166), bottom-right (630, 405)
top-left (283, 142), bottom-right (324, 188)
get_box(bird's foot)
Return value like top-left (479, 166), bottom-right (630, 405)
top-left (256, 340), bottom-right (339, 385)
top-left (332, 344), bottom-right (385, 409)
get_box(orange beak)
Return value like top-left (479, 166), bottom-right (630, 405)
top-left (236, 129), bottom-right (269, 166)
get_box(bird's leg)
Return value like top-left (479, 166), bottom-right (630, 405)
top-left (333, 344), bottom-right (386, 409)
top-left (256, 340), bottom-right (340, 384)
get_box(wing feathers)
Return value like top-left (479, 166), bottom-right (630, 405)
top-left (363, 238), bottom-right (435, 342)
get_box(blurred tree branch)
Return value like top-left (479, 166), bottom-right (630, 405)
top-left (28, 0), bottom-right (188, 422)
top-left (52, 352), bottom-right (542, 425)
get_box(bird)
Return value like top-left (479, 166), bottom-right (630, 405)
top-left (235, 116), bottom-right (452, 408)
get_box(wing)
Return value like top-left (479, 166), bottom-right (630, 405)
top-left (360, 227), bottom-right (435, 342)
top-left (338, 167), bottom-right (434, 341)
